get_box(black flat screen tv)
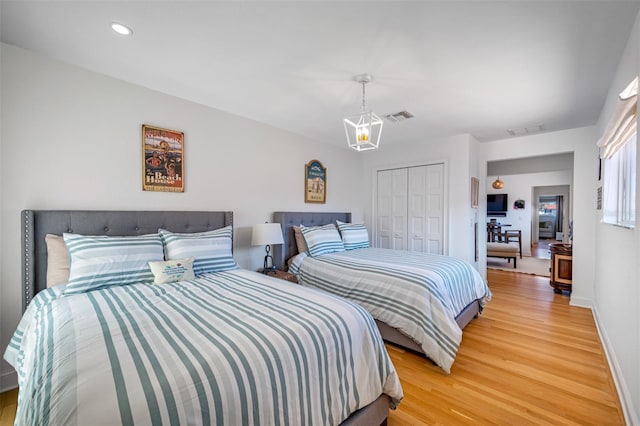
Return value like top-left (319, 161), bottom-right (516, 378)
top-left (487, 194), bottom-right (508, 217)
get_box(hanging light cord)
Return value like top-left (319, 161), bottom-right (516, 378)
top-left (361, 81), bottom-right (367, 113)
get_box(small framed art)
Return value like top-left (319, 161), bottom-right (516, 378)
top-left (305, 159), bottom-right (326, 203)
top-left (470, 177), bottom-right (480, 208)
top-left (142, 124), bottom-right (184, 192)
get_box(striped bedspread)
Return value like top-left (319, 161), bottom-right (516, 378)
top-left (289, 248), bottom-right (491, 373)
top-left (4, 269), bottom-right (403, 425)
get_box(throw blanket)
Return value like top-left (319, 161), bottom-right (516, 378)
top-left (5, 269), bottom-right (403, 425)
top-left (289, 248), bottom-right (491, 373)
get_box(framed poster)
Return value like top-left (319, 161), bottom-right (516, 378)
top-left (470, 177), bottom-right (479, 208)
top-left (305, 159), bottom-right (326, 203)
top-left (142, 124), bottom-right (184, 192)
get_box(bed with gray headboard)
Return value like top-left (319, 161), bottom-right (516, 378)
top-left (21, 209), bottom-right (233, 311)
top-left (14, 209), bottom-right (398, 426)
top-left (273, 211), bottom-right (488, 368)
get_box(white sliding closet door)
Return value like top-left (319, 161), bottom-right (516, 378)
top-left (408, 166), bottom-right (428, 252)
top-left (377, 164), bottom-right (444, 254)
top-left (377, 168), bottom-right (408, 250)
top-left (424, 163), bottom-right (444, 254)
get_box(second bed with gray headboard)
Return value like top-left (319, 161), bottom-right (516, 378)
top-left (273, 211), bottom-right (491, 372)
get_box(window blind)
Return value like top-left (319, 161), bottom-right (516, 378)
top-left (597, 76), bottom-right (638, 159)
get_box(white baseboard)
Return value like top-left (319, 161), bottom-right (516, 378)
top-left (569, 296), bottom-right (592, 308)
top-left (592, 306), bottom-right (638, 425)
top-left (0, 369), bottom-right (17, 393)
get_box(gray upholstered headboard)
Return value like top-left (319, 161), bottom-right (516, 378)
top-left (272, 211), bottom-right (351, 270)
top-left (21, 210), bottom-right (233, 311)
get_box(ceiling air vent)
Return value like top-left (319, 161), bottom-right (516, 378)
top-left (383, 110), bottom-right (414, 123)
top-left (507, 124), bottom-right (543, 136)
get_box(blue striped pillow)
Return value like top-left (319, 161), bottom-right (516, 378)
top-left (159, 226), bottom-right (237, 275)
top-left (63, 233), bottom-right (164, 295)
top-left (336, 220), bottom-right (370, 250)
top-left (300, 224), bottom-right (345, 257)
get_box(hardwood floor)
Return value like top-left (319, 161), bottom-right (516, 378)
top-left (0, 388), bottom-right (17, 426)
top-left (387, 269), bottom-right (623, 425)
top-left (0, 269), bottom-right (622, 425)
top-left (532, 238), bottom-right (554, 259)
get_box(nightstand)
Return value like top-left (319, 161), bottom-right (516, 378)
top-left (260, 269), bottom-right (298, 284)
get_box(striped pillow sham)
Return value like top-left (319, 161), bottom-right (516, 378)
top-left (300, 224), bottom-right (345, 257)
top-left (63, 233), bottom-right (164, 295)
top-left (159, 226), bottom-right (237, 275)
top-left (336, 220), bottom-right (370, 250)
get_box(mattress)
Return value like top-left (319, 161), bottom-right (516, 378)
top-left (289, 248), bottom-right (491, 373)
top-left (4, 269), bottom-right (403, 425)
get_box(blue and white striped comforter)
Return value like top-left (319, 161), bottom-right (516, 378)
top-left (289, 248), bottom-right (491, 373)
top-left (4, 269), bottom-right (403, 425)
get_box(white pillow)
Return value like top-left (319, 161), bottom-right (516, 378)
top-left (148, 257), bottom-right (195, 284)
top-left (159, 226), bottom-right (237, 276)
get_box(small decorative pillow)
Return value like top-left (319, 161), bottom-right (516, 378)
top-left (300, 224), bottom-right (345, 257)
top-left (292, 226), bottom-right (308, 253)
top-left (159, 226), bottom-right (238, 276)
top-left (336, 220), bottom-right (370, 250)
top-left (45, 234), bottom-right (70, 287)
top-left (63, 233), bottom-right (164, 295)
top-left (148, 257), bottom-right (195, 284)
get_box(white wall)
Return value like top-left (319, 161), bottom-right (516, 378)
top-left (486, 171), bottom-right (572, 256)
top-left (592, 9), bottom-right (640, 425)
top-left (0, 44), bottom-right (365, 390)
top-left (361, 133), bottom-right (478, 264)
top-left (469, 135), bottom-right (483, 274)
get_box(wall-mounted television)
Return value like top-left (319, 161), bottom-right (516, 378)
top-left (487, 194), bottom-right (508, 217)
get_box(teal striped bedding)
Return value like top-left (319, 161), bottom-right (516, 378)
top-left (289, 248), bottom-right (491, 373)
top-left (4, 269), bottom-right (403, 425)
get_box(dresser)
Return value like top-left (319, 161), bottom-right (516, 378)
top-left (549, 243), bottom-right (572, 294)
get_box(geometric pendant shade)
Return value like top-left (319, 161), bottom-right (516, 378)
top-left (343, 74), bottom-right (383, 151)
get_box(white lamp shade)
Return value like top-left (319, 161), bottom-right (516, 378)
top-left (251, 223), bottom-right (284, 246)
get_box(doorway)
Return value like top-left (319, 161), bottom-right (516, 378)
top-left (532, 185), bottom-right (571, 259)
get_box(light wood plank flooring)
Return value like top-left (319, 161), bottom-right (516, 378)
top-left (388, 269), bottom-right (622, 425)
top-left (0, 269), bottom-right (622, 425)
top-left (0, 388), bottom-right (17, 426)
top-left (532, 238), bottom-right (554, 259)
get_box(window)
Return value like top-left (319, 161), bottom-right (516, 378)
top-left (598, 76), bottom-right (637, 228)
top-left (602, 133), bottom-right (636, 227)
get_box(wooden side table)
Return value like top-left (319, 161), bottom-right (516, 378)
top-left (549, 243), bottom-right (572, 294)
top-left (260, 269), bottom-right (298, 284)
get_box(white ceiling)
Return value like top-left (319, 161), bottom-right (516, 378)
top-left (2, 1), bottom-right (639, 148)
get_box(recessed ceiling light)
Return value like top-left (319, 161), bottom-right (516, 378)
top-left (111, 22), bottom-right (133, 36)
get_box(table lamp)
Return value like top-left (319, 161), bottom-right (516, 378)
top-left (251, 222), bottom-right (284, 273)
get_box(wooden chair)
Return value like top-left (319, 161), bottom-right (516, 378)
top-left (504, 229), bottom-right (522, 258)
top-left (487, 223), bottom-right (503, 242)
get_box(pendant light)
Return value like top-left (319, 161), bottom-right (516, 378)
top-left (343, 74), bottom-right (383, 151)
top-left (492, 177), bottom-right (505, 189)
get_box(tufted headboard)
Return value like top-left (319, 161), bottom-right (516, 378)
top-left (272, 211), bottom-right (351, 270)
top-left (21, 210), bottom-right (233, 311)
